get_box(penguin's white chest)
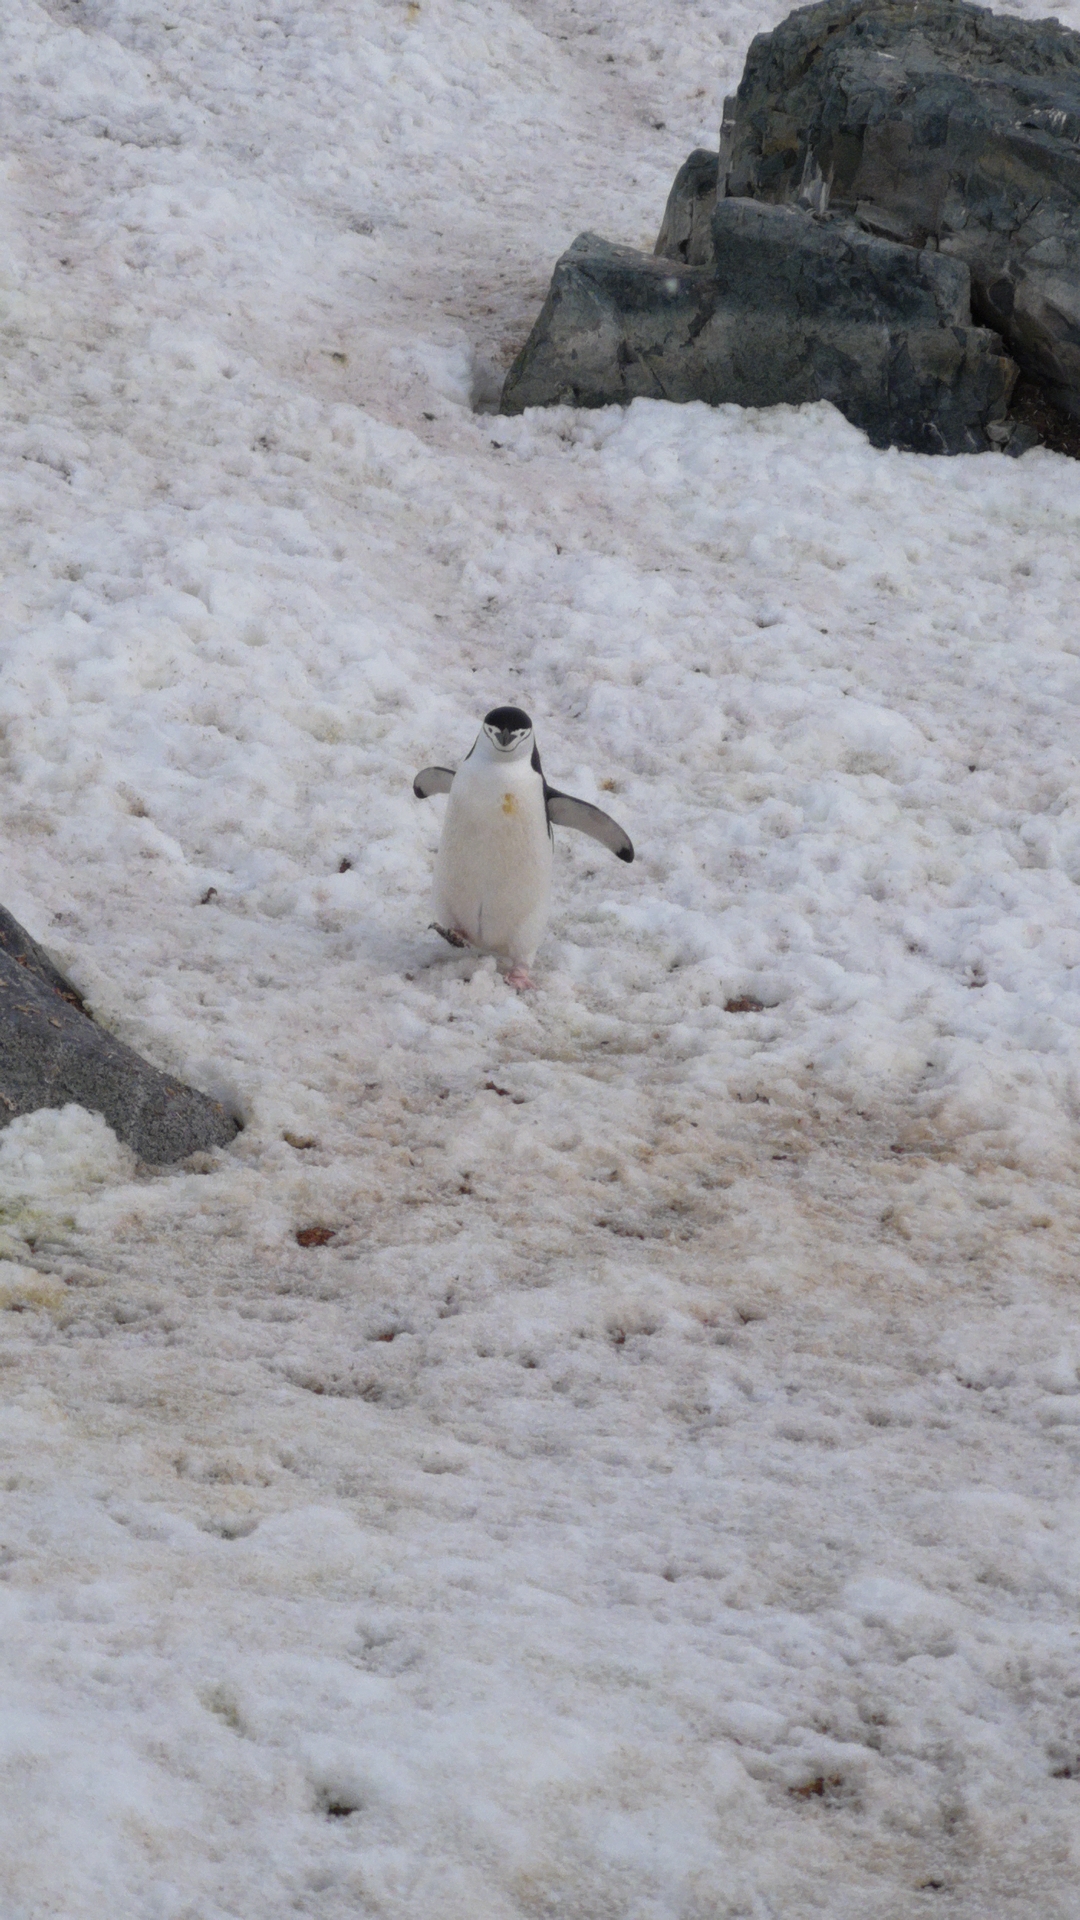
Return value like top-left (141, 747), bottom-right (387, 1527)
top-left (433, 761), bottom-right (553, 963)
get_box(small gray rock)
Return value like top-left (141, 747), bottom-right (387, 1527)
top-left (1003, 420), bottom-right (1042, 457)
top-left (654, 149), bottom-right (720, 265)
top-left (0, 906), bottom-right (239, 1164)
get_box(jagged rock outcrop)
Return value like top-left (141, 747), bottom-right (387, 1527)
top-left (502, 0), bottom-right (1080, 452)
top-left (0, 906), bottom-right (238, 1163)
top-left (725, 0), bottom-right (1080, 420)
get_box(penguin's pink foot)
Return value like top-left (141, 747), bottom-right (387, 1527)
top-left (504, 963), bottom-right (536, 991)
top-left (431, 924), bottom-right (471, 950)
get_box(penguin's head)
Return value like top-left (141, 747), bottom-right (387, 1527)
top-left (480, 706), bottom-right (534, 759)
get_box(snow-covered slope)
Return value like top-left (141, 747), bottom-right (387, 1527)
top-left (2, 1), bottom-right (1080, 1915)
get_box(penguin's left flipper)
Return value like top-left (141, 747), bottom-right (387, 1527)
top-left (413, 766), bottom-right (455, 799)
top-left (545, 790), bottom-right (634, 863)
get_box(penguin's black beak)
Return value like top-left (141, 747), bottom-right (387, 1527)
top-left (496, 728), bottom-right (514, 748)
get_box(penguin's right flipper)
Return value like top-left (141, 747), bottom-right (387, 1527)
top-left (545, 790), bottom-right (634, 862)
top-left (413, 766), bottom-right (455, 799)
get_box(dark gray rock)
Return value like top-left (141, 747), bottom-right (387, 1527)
top-left (725, 0), bottom-right (1080, 418)
top-left (0, 906), bottom-right (239, 1163)
top-left (654, 149), bottom-right (719, 265)
top-left (715, 194), bottom-right (974, 327)
top-left (501, 206), bottom-right (1015, 452)
top-left (501, 236), bottom-right (717, 414)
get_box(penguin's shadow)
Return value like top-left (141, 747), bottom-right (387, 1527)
top-left (348, 919), bottom-right (494, 986)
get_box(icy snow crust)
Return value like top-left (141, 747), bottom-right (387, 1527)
top-left (3, 0), bottom-right (1080, 1914)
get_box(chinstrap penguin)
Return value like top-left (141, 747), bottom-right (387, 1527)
top-left (414, 706), bottom-right (633, 989)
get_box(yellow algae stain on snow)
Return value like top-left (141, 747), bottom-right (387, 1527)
top-left (0, 1260), bottom-right (67, 1317)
